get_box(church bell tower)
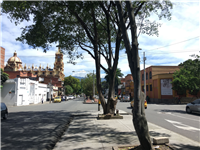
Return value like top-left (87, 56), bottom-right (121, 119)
top-left (53, 47), bottom-right (64, 81)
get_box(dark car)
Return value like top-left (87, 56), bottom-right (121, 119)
top-left (186, 99), bottom-right (200, 114)
top-left (1, 102), bottom-right (8, 120)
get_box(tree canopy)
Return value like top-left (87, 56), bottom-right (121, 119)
top-left (81, 73), bottom-right (97, 98)
top-left (65, 85), bottom-right (73, 95)
top-left (64, 76), bottom-right (81, 94)
top-left (1, 69), bottom-right (9, 88)
top-left (172, 57), bottom-right (200, 97)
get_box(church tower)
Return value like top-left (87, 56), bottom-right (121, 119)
top-left (53, 47), bottom-right (64, 81)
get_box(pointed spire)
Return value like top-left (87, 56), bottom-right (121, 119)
top-left (13, 50), bottom-right (17, 57)
top-left (39, 64), bottom-right (41, 70)
top-left (24, 64), bottom-right (27, 70)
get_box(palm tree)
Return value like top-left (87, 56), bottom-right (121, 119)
top-left (104, 68), bottom-right (124, 95)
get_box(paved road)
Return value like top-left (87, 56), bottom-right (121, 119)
top-left (115, 101), bottom-right (200, 143)
top-left (1, 97), bottom-right (92, 150)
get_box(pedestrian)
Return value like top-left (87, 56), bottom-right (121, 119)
top-left (41, 97), bottom-right (43, 104)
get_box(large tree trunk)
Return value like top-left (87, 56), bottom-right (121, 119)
top-left (107, 68), bottom-right (118, 114)
top-left (117, 1), bottom-right (153, 150)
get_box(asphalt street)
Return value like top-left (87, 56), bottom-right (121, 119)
top-left (1, 97), bottom-right (85, 150)
top-left (115, 101), bottom-right (200, 143)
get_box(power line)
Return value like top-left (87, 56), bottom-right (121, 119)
top-left (146, 36), bottom-right (199, 51)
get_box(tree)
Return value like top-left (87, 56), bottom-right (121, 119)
top-left (171, 68), bottom-right (188, 96)
top-left (64, 76), bottom-right (81, 94)
top-left (81, 73), bottom-right (97, 98)
top-left (116, 1), bottom-right (173, 149)
top-left (1, 68), bottom-right (9, 89)
top-left (104, 68), bottom-right (124, 95)
top-left (101, 81), bottom-right (109, 95)
top-left (172, 58), bottom-right (200, 97)
top-left (65, 85), bottom-right (73, 95)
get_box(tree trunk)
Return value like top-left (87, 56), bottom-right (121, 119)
top-left (117, 1), bottom-right (153, 149)
top-left (105, 68), bottom-right (118, 114)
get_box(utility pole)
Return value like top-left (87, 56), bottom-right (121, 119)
top-left (143, 52), bottom-right (146, 98)
top-left (93, 70), bottom-right (95, 99)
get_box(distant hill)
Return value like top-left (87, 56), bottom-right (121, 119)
top-left (73, 76), bottom-right (106, 82)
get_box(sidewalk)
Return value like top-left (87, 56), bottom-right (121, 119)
top-left (54, 110), bottom-right (200, 150)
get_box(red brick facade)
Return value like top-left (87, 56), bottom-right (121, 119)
top-left (0, 47), bottom-right (5, 70)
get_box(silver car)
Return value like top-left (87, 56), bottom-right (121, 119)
top-left (186, 99), bottom-right (200, 113)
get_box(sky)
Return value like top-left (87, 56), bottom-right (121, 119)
top-left (1, 1), bottom-right (199, 79)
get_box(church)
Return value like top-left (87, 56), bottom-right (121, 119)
top-left (2, 47), bottom-right (65, 105)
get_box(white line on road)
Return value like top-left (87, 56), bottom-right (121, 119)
top-left (165, 119), bottom-right (200, 132)
top-left (169, 113), bottom-right (200, 122)
top-left (157, 111), bottom-right (200, 122)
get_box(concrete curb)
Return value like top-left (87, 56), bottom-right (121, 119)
top-left (83, 102), bottom-right (98, 104)
top-left (112, 143), bottom-right (176, 150)
top-left (45, 117), bottom-right (74, 150)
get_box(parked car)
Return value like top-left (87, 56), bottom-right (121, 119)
top-left (54, 96), bottom-right (61, 103)
top-left (120, 95), bottom-right (130, 102)
top-left (186, 99), bottom-right (200, 114)
top-left (67, 95), bottom-right (75, 100)
top-left (1, 102), bottom-right (8, 120)
top-left (130, 100), bottom-right (147, 109)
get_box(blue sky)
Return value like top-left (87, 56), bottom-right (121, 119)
top-left (1, 1), bottom-right (199, 78)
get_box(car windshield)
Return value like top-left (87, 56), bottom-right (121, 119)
top-left (55, 97), bottom-right (60, 99)
top-left (69, 95), bottom-right (73, 97)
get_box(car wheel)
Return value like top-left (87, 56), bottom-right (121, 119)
top-left (145, 107), bottom-right (147, 109)
top-left (186, 107), bottom-right (191, 113)
top-left (3, 113), bottom-right (8, 120)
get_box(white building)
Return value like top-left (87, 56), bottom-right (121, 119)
top-left (1, 77), bottom-right (52, 106)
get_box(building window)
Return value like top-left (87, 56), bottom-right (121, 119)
top-left (35, 72), bottom-right (38, 74)
top-left (146, 73), bottom-right (148, 80)
top-left (50, 72), bottom-right (52, 75)
top-left (150, 85), bottom-right (152, 91)
top-left (142, 74), bottom-right (144, 81)
top-left (146, 85), bottom-right (148, 91)
top-left (149, 71), bottom-right (152, 79)
top-left (20, 78), bottom-right (26, 85)
top-left (142, 86), bottom-right (144, 92)
top-left (43, 72), bottom-right (45, 75)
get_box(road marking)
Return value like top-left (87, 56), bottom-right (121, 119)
top-left (169, 113), bottom-right (200, 122)
top-left (165, 119), bottom-right (200, 132)
top-left (157, 111), bottom-right (200, 122)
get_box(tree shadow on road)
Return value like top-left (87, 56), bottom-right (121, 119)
top-left (0, 110), bottom-right (85, 150)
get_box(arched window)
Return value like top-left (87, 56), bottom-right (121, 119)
top-left (146, 73), bottom-right (148, 80)
top-left (149, 71), bottom-right (152, 79)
